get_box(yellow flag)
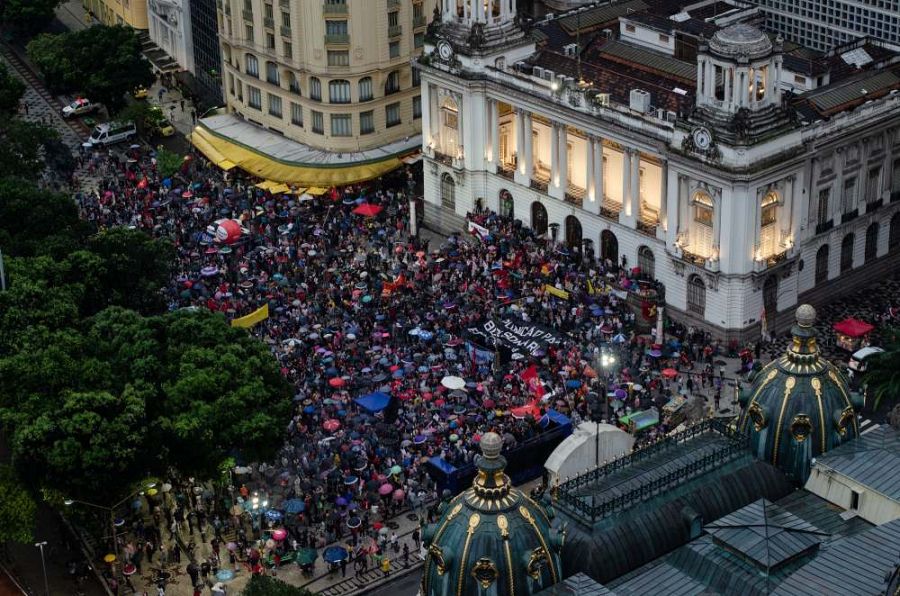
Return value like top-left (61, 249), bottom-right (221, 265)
top-left (231, 304), bottom-right (269, 328)
top-left (544, 284), bottom-right (570, 300)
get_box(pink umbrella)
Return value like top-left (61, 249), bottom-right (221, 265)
top-left (272, 528), bottom-right (287, 541)
top-left (378, 483), bottom-right (393, 496)
top-left (392, 489), bottom-right (405, 501)
top-left (329, 377), bottom-right (345, 388)
top-left (323, 419), bottom-right (341, 432)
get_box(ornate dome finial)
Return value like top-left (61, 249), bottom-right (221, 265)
top-left (796, 304), bottom-right (816, 328)
top-left (480, 431), bottom-right (503, 459)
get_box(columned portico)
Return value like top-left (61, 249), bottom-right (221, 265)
top-left (620, 149), bottom-right (636, 226)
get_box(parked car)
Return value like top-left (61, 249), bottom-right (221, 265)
top-left (157, 117), bottom-right (176, 137)
top-left (133, 86), bottom-right (149, 99)
top-left (61, 98), bottom-right (98, 119)
top-left (83, 121), bottom-right (137, 147)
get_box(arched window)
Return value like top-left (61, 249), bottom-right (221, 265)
top-left (565, 215), bottom-right (582, 248)
top-left (358, 77), bottom-right (373, 101)
top-left (288, 72), bottom-right (301, 95)
top-left (499, 189), bottom-right (514, 219)
top-left (440, 97), bottom-right (459, 156)
top-left (245, 53), bottom-right (259, 77)
top-left (441, 173), bottom-right (455, 210)
top-left (266, 61), bottom-right (279, 85)
top-left (759, 190), bottom-right (780, 257)
top-left (690, 190), bottom-right (715, 257)
top-left (891, 213), bottom-right (900, 251)
top-left (329, 80), bottom-right (351, 104)
top-left (693, 191), bottom-right (714, 226)
top-left (531, 201), bottom-right (547, 235)
top-left (385, 70), bottom-right (400, 95)
top-left (865, 222), bottom-right (879, 262)
top-left (638, 246), bottom-right (655, 279)
top-left (815, 245), bottom-right (829, 284)
top-left (840, 233), bottom-right (854, 272)
top-left (687, 275), bottom-right (706, 316)
top-left (600, 230), bottom-right (618, 264)
top-left (309, 76), bottom-right (321, 101)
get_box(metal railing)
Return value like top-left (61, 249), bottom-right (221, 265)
top-left (413, 15), bottom-right (427, 28)
top-left (530, 178), bottom-right (549, 193)
top-left (280, 25), bottom-right (291, 37)
top-left (497, 164), bottom-right (515, 180)
top-left (600, 198), bottom-right (621, 221)
top-left (557, 419), bottom-right (746, 522)
top-left (242, 8), bottom-right (253, 20)
top-left (263, 16), bottom-right (274, 28)
top-left (388, 24), bottom-right (403, 37)
top-left (322, 2), bottom-right (348, 15)
top-left (324, 33), bottom-right (350, 44)
top-left (636, 218), bottom-right (658, 236)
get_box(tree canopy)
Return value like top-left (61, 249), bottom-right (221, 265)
top-left (0, 0), bottom-right (64, 35)
top-left (1, 308), bottom-right (292, 501)
top-left (863, 327), bottom-right (900, 411)
top-left (0, 119), bottom-right (63, 181)
top-left (27, 25), bottom-right (154, 112)
top-left (0, 178), bottom-right (88, 258)
top-left (0, 465), bottom-right (37, 544)
top-left (0, 63), bottom-right (25, 116)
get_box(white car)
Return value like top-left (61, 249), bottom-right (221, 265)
top-left (61, 98), bottom-right (98, 119)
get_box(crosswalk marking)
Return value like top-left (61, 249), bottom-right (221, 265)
top-left (858, 417), bottom-right (880, 436)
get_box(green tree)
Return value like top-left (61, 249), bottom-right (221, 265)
top-left (0, 120), bottom-right (61, 180)
top-left (28, 26), bottom-right (154, 112)
top-left (862, 327), bottom-right (900, 410)
top-left (0, 63), bottom-right (25, 116)
top-left (156, 147), bottom-right (184, 179)
top-left (0, 178), bottom-right (88, 258)
top-left (242, 575), bottom-right (314, 596)
top-left (0, 0), bottom-right (64, 35)
top-left (0, 465), bottom-right (37, 544)
top-left (116, 100), bottom-right (158, 136)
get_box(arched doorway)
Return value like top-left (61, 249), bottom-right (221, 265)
top-left (440, 173), bottom-right (456, 210)
top-left (840, 233), bottom-right (854, 272)
top-left (891, 212), bottom-right (900, 251)
top-left (531, 202), bottom-right (548, 235)
top-left (815, 244), bottom-right (829, 285)
top-left (600, 230), bottom-right (618, 264)
top-left (865, 222), bottom-right (879, 262)
top-left (637, 246), bottom-right (655, 279)
top-left (763, 275), bottom-right (778, 331)
top-left (687, 274), bottom-right (706, 316)
top-left (565, 215), bottom-right (582, 249)
top-left (499, 189), bottom-right (514, 219)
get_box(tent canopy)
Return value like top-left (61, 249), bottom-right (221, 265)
top-left (833, 318), bottom-right (874, 338)
top-left (354, 391), bottom-right (391, 413)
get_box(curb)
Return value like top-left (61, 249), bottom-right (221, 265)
top-left (357, 561), bottom-right (423, 595)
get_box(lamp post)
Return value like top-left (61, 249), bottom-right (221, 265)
top-left (64, 482), bottom-right (157, 566)
top-left (34, 541), bottom-right (49, 596)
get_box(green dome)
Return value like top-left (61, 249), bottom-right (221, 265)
top-left (738, 305), bottom-right (863, 483)
top-left (420, 432), bottom-right (564, 596)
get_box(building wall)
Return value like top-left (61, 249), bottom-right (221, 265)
top-left (754, 0), bottom-right (900, 50)
top-left (806, 466), bottom-right (900, 526)
top-left (84, 0), bottom-right (150, 29)
top-left (218, 0), bottom-right (435, 152)
top-left (148, 0), bottom-right (193, 71)
top-left (190, 0), bottom-right (224, 103)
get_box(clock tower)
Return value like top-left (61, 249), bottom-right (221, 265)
top-left (432, 0), bottom-right (530, 60)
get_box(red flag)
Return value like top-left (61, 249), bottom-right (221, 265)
top-left (522, 365), bottom-right (545, 398)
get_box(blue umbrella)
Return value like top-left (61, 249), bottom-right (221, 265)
top-left (392, 369), bottom-right (405, 378)
top-left (418, 331), bottom-right (434, 341)
top-left (265, 510), bottom-right (283, 521)
top-left (566, 380), bottom-right (582, 389)
top-left (303, 405), bottom-right (316, 414)
top-left (323, 546), bottom-right (349, 564)
top-left (283, 499), bottom-right (305, 514)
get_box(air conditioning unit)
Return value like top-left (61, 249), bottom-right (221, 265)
top-left (563, 43), bottom-right (578, 57)
top-left (630, 89), bottom-right (652, 113)
top-left (544, 69), bottom-right (554, 81)
top-left (533, 66), bottom-right (544, 78)
top-left (594, 93), bottom-right (610, 107)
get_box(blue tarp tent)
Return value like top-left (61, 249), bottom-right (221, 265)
top-left (426, 456), bottom-right (460, 494)
top-left (541, 409), bottom-right (573, 433)
top-left (355, 391), bottom-right (391, 413)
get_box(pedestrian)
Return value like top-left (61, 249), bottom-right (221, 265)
top-left (340, 557), bottom-right (347, 577)
top-left (402, 543), bottom-right (409, 567)
top-left (191, 108), bottom-right (197, 123)
top-left (381, 555), bottom-right (390, 577)
top-left (181, 99), bottom-right (186, 112)
top-left (412, 528), bottom-right (420, 549)
top-left (714, 390), bottom-right (721, 412)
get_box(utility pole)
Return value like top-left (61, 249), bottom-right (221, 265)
top-left (0, 247), bottom-right (6, 291)
top-left (34, 541), bottom-right (49, 596)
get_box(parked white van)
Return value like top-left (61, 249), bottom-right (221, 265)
top-left (83, 121), bottom-right (137, 148)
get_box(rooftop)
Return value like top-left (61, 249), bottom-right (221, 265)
top-left (811, 425), bottom-right (900, 500)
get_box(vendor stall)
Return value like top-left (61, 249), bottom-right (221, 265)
top-left (618, 408), bottom-right (660, 435)
top-left (662, 396), bottom-right (688, 427)
top-left (832, 318), bottom-right (874, 351)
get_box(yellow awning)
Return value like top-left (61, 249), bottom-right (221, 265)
top-left (190, 125), bottom-right (405, 187)
top-left (290, 187), bottom-right (308, 195)
top-left (255, 180), bottom-right (277, 190)
top-left (269, 183), bottom-right (291, 194)
top-left (217, 159), bottom-right (237, 171)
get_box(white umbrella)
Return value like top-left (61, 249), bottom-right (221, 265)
top-left (441, 375), bottom-right (465, 390)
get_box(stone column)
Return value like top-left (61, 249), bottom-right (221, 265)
top-left (631, 150), bottom-right (641, 216)
top-left (421, 83), bottom-right (433, 151)
top-left (883, 130), bottom-right (893, 199)
top-left (515, 109), bottom-right (525, 172)
top-left (621, 149), bottom-right (634, 226)
top-left (558, 125), bottom-right (569, 196)
top-left (586, 136), bottom-right (595, 203)
top-left (523, 112), bottom-right (533, 178)
top-left (594, 138), bottom-right (604, 214)
top-left (490, 98), bottom-right (500, 172)
top-left (724, 68), bottom-right (732, 109)
top-left (550, 121), bottom-right (560, 186)
top-left (658, 159), bottom-right (668, 239)
top-left (782, 176), bottom-right (794, 245)
top-left (696, 58), bottom-right (705, 99)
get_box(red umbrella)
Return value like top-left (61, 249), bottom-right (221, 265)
top-left (329, 377), bottom-right (345, 388)
top-left (323, 419), bottom-right (341, 432)
top-left (662, 368), bottom-right (678, 379)
top-left (378, 483), bottom-right (393, 496)
top-left (353, 203), bottom-right (383, 217)
top-left (392, 489), bottom-right (405, 501)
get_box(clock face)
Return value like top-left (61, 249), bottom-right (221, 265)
top-left (693, 128), bottom-right (712, 150)
top-left (437, 41), bottom-right (453, 61)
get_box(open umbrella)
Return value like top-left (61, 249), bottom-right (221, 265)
top-left (390, 465), bottom-right (402, 476)
top-left (662, 368), bottom-right (678, 379)
top-left (296, 548), bottom-right (317, 565)
top-left (328, 377), bottom-right (345, 388)
top-left (352, 203), bottom-right (383, 217)
top-left (272, 528), bottom-right (287, 541)
top-left (323, 419), bottom-right (341, 432)
top-left (378, 483), bottom-right (393, 496)
top-left (283, 499), bottom-right (305, 514)
top-left (392, 489), bottom-right (405, 501)
top-left (441, 375), bottom-right (466, 390)
top-left (323, 546), bottom-right (349, 564)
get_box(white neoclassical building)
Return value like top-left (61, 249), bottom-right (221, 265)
top-left (416, 1), bottom-right (900, 339)
top-left (148, 0), bottom-right (194, 72)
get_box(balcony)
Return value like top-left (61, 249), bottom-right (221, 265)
top-left (388, 24), bottom-right (403, 37)
top-left (242, 8), bottom-right (253, 20)
top-left (530, 168), bottom-right (550, 193)
top-left (387, 0), bottom-right (400, 7)
top-left (865, 198), bottom-right (883, 212)
top-left (841, 208), bottom-right (858, 224)
top-left (600, 197), bottom-right (621, 221)
top-left (263, 16), bottom-right (274, 28)
top-left (433, 151), bottom-right (453, 167)
top-left (322, 2), bottom-right (348, 15)
top-left (279, 0), bottom-right (289, 6)
top-left (636, 218), bottom-right (658, 237)
top-left (324, 33), bottom-right (350, 44)
top-left (564, 185), bottom-right (585, 208)
top-left (413, 15), bottom-right (427, 28)
top-left (497, 163), bottom-right (515, 180)
top-left (815, 220), bottom-right (833, 235)
top-left (224, 4), bottom-right (231, 15)
top-left (280, 25), bottom-right (291, 37)
top-left (753, 249), bottom-right (789, 272)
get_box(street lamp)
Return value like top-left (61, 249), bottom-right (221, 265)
top-left (64, 482), bottom-right (157, 565)
top-left (34, 541), bottom-right (49, 596)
